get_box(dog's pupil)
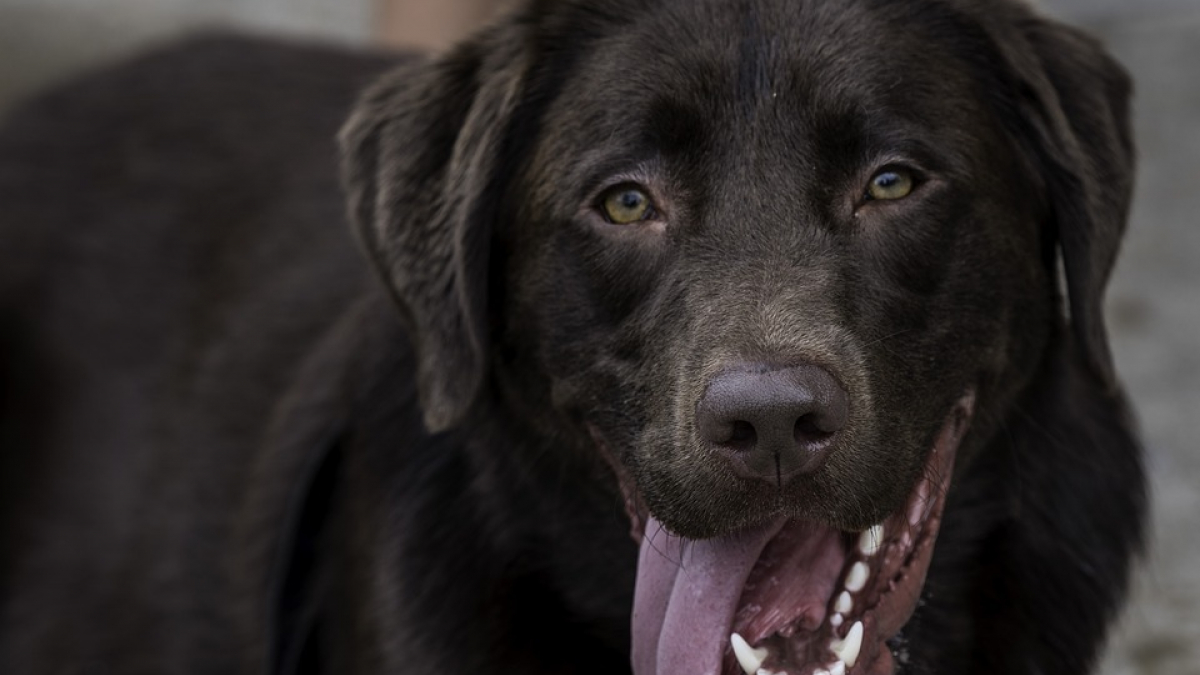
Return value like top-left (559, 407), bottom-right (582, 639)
top-left (620, 192), bottom-right (644, 210)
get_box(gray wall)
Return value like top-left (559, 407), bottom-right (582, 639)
top-left (0, 0), bottom-right (373, 110)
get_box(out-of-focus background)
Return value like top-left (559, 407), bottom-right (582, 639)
top-left (0, 0), bottom-right (1196, 672)
top-left (0, 0), bottom-right (508, 112)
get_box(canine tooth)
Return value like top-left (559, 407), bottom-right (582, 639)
top-left (756, 670), bottom-right (784, 675)
top-left (858, 525), bottom-right (884, 556)
top-left (830, 613), bottom-right (844, 627)
top-left (830, 621), bottom-right (864, 667)
top-left (731, 633), bottom-right (769, 674)
top-left (845, 561), bottom-right (870, 592)
top-left (811, 670), bottom-right (831, 675)
top-left (829, 661), bottom-right (847, 675)
top-left (835, 590), bottom-right (853, 614)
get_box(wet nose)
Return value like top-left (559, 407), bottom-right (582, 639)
top-left (696, 364), bottom-right (849, 484)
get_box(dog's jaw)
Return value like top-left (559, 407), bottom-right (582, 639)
top-left (630, 392), bottom-right (975, 675)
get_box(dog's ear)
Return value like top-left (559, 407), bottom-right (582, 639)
top-left (340, 25), bottom-right (528, 432)
top-left (1001, 14), bottom-right (1135, 390)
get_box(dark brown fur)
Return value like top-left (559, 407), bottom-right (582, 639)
top-left (0, 0), bottom-right (1145, 673)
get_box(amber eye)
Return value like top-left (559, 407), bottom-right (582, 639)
top-left (599, 184), bottom-right (654, 224)
top-left (865, 167), bottom-right (915, 201)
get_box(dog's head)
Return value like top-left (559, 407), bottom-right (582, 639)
top-left (341, 0), bottom-right (1133, 672)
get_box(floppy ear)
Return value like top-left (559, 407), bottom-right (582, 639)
top-left (340, 25), bottom-right (528, 432)
top-left (1002, 14), bottom-right (1135, 390)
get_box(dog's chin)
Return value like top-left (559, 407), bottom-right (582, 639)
top-left (626, 392), bottom-right (976, 675)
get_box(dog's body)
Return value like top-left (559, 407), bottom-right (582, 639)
top-left (0, 1), bottom-right (1146, 674)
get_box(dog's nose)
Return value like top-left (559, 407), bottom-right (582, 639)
top-left (696, 365), bottom-right (849, 484)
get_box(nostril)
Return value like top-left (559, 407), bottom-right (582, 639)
top-left (794, 414), bottom-right (834, 446)
top-left (725, 420), bottom-right (757, 450)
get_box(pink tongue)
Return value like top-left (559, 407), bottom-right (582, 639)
top-left (631, 517), bottom-right (787, 675)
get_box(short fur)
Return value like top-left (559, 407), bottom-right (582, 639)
top-left (0, 0), bottom-right (1145, 673)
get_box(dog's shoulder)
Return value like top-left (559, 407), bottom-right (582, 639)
top-left (0, 37), bottom-right (433, 670)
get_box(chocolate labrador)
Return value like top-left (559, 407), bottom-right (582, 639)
top-left (0, 0), bottom-right (1145, 673)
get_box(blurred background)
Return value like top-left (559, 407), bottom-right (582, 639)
top-left (0, 0), bottom-right (1196, 672)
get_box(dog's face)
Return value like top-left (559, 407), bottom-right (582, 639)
top-left (506, 0), bottom-right (1048, 538)
top-left (341, 0), bottom-right (1132, 673)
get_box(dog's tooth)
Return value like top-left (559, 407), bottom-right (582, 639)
top-left (858, 525), bottom-right (884, 556)
top-left (811, 669), bottom-right (831, 675)
top-left (756, 670), bottom-right (784, 675)
top-left (830, 613), bottom-right (844, 628)
top-left (835, 590), bottom-right (853, 614)
top-left (829, 661), bottom-right (847, 675)
top-left (730, 633), bottom-right (768, 675)
top-left (845, 561), bottom-right (869, 592)
top-left (830, 621), bottom-right (864, 667)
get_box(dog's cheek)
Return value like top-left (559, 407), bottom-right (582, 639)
top-left (839, 212), bottom-right (985, 471)
top-left (502, 218), bottom-right (676, 425)
top-left (854, 199), bottom-right (1052, 476)
top-left (924, 165), bottom-right (1057, 418)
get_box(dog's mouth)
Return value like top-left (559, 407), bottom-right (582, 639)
top-left (627, 392), bottom-right (975, 675)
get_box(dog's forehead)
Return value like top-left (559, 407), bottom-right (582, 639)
top-left (588, 2), bottom-right (979, 93)
top-left (534, 0), bottom-right (997, 181)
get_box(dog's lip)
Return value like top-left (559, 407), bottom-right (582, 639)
top-left (627, 391), bottom-right (976, 675)
top-left (588, 424), bottom-right (650, 543)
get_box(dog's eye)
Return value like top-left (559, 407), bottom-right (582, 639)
top-left (865, 167), bottom-right (915, 201)
top-left (599, 184), bottom-right (655, 224)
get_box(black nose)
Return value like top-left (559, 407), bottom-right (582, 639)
top-left (696, 364), bottom-right (849, 484)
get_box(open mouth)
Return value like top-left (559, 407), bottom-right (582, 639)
top-left (629, 392), bottom-right (975, 675)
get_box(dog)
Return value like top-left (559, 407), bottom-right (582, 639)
top-left (0, 0), bottom-right (1147, 673)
